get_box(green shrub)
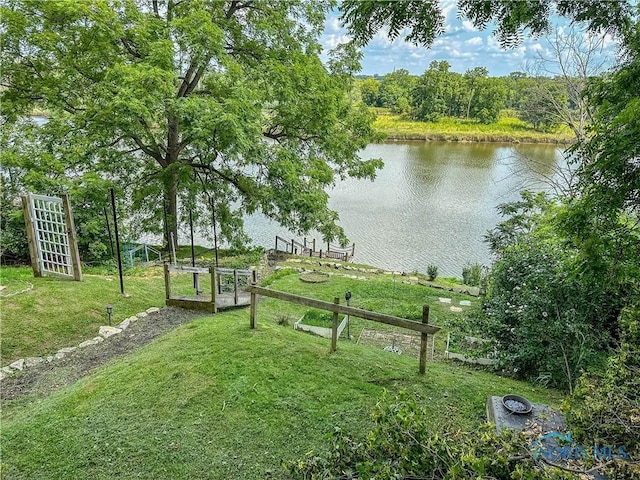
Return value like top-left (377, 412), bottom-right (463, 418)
top-left (565, 306), bottom-right (640, 476)
top-left (287, 391), bottom-right (572, 479)
top-left (427, 264), bottom-right (438, 281)
top-left (462, 262), bottom-right (485, 286)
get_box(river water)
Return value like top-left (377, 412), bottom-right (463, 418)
top-left (194, 141), bottom-right (565, 277)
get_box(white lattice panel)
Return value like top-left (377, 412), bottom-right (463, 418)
top-left (29, 194), bottom-right (74, 277)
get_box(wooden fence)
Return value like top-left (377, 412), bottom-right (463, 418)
top-left (274, 236), bottom-right (355, 262)
top-left (245, 284), bottom-right (441, 375)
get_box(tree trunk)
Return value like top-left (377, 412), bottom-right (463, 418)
top-left (164, 171), bottom-right (179, 253)
top-left (164, 115), bottom-right (181, 252)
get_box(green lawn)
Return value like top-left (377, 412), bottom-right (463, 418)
top-left (1, 307), bottom-right (561, 479)
top-left (0, 266), bottom-right (166, 363)
top-left (0, 264), bottom-right (563, 479)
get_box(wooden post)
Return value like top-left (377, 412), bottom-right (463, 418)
top-left (250, 270), bottom-right (258, 329)
top-left (275, 236), bottom-right (278, 252)
top-left (22, 195), bottom-right (42, 277)
top-left (419, 305), bottom-right (429, 375)
top-left (233, 269), bottom-right (239, 305)
top-left (312, 239), bottom-right (316, 252)
top-left (217, 272), bottom-right (222, 294)
top-left (331, 297), bottom-right (339, 353)
top-left (164, 263), bottom-right (171, 300)
top-left (211, 267), bottom-right (217, 313)
top-left (61, 194), bottom-right (83, 281)
top-left (291, 238), bottom-right (295, 254)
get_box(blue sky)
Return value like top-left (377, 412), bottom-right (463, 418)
top-left (320, 3), bottom-right (620, 77)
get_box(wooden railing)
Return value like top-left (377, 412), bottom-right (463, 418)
top-left (164, 265), bottom-right (254, 312)
top-left (245, 284), bottom-right (441, 375)
top-left (274, 236), bottom-right (355, 262)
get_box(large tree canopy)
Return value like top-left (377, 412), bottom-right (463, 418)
top-left (1, 0), bottom-right (382, 249)
top-left (340, 0), bottom-right (635, 48)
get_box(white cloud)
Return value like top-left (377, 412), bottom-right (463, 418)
top-left (466, 36), bottom-right (483, 46)
top-left (461, 20), bottom-right (476, 32)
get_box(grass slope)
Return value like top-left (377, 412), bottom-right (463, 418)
top-left (0, 267), bottom-right (166, 363)
top-left (1, 307), bottom-right (561, 479)
top-left (1, 270), bottom-right (562, 479)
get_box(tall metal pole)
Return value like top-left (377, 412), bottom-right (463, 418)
top-left (103, 206), bottom-right (114, 256)
top-left (211, 198), bottom-right (219, 268)
top-left (110, 188), bottom-right (125, 295)
top-left (189, 208), bottom-right (196, 288)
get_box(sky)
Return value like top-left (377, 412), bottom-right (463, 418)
top-left (320, 3), bottom-right (621, 77)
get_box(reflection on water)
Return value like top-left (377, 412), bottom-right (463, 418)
top-left (202, 142), bottom-right (565, 277)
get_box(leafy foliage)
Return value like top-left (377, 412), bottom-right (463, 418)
top-left (478, 192), bottom-right (625, 391)
top-left (287, 391), bottom-right (571, 479)
top-left (426, 264), bottom-right (438, 281)
top-left (341, 0), bottom-right (634, 48)
top-left (1, 0), bottom-right (382, 251)
top-left (566, 306), bottom-right (640, 476)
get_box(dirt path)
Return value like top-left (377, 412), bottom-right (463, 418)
top-left (0, 307), bottom-right (207, 405)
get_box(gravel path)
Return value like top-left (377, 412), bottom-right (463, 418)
top-left (0, 307), bottom-right (207, 405)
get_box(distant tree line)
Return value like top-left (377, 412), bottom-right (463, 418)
top-left (358, 62), bottom-right (578, 129)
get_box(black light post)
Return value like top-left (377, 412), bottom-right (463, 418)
top-left (106, 304), bottom-right (113, 326)
top-left (345, 291), bottom-right (352, 339)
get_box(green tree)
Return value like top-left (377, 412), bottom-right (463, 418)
top-left (482, 192), bottom-right (620, 392)
top-left (1, 0), bottom-right (382, 250)
top-left (465, 70), bottom-right (506, 123)
top-left (518, 78), bottom-right (568, 131)
top-left (358, 77), bottom-right (380, 106)
top-left (377, 68), bottom-right (416, 114)
top-left (412, 60), bottom-right (464, 121)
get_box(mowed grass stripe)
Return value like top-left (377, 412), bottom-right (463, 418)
top-left (1, 307), bottom-right (561, 479)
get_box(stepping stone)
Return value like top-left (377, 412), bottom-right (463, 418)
top-left (438, 297), bottom-right (452, 303)
top-left (99, 326), bottom-right (122, 338)
top-left (450, 306), bottom-right (463, 312)
top-left (78, 338), bottom-right (102, 348)
top-left (460, 300), bottom-right (472, 306)
top-left (25, 357), bottom-right (44, 367)
top-left (9, 359), bottom-right (25, 371)
top-left (117, 319), bottom-right (131, 330)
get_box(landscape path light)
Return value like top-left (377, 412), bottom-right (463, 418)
top-left (345, 291), bottom-right (352, 339)
top-left (106, 304), bottom-right (113, 326)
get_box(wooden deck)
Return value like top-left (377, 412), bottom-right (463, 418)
top-left (164, 265), bottom-right (254, 313)
top-left (166, 292), bottom-right (251, 312)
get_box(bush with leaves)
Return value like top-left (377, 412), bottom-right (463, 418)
top-left (287, 391), bottom-right (572, 479)
top-left (426, 264), bottom-right (438, 281)
top-left (565, 306), bottom-right (640, 476)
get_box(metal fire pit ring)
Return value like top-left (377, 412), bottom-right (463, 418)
top-left (502, 394), bottom-right (533, 414)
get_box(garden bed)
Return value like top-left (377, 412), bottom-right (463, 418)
top-left (294, 309), bottom-right (347, 339)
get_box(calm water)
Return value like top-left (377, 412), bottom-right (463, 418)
top-left (194, 142), bottom-right (565, 277)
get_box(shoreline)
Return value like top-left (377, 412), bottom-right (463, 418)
top-left (380, 132), bottom-right (573, 144)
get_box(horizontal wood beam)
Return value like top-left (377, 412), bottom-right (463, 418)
top-left (245, 285), bottom-right (441, 335)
